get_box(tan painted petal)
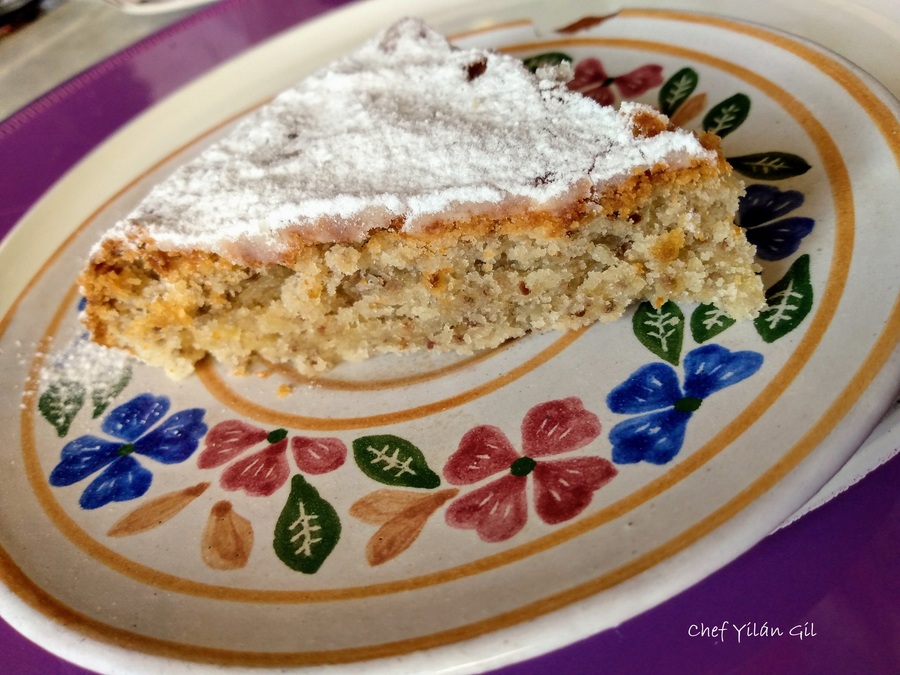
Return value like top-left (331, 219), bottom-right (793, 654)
top-left (201, 500), bottom-right (254, 570)
top-left (365, 488), bottom-right (458, 566)
top-left (669, 92), bottom-right (708, 128)
top-left (107, 482), bottom-right (210, 537)
top-left (349, 488), bottom-right (430, 525)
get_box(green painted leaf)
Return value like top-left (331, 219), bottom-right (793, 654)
top-left (522, 52), bottom-right (573, 73)
top-left (38, 380), bottom-right (86, 437)
top-left (755, 254), bottom-right (813, 343)
top-left (658, 67), bottom-right (698, 116)
top-left (728, 152), bottom-right (812, 180)
top-left (352, 435), bottom-right (441, 489)
top-left (632, 301), bottom-right (685, 365)
top-left (90, 363), bottom-right (132, 418)
top-left (702, 93), bottom-right (751, 137)
top-left (273, 475), bottom-right (341, 574)
top-left (690, 304), bottom-right (736, 343)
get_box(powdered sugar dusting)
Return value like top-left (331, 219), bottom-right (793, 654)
top-left (104, 18), bottom-right (714, 260)
top-left (40, 334), bottom-right (133, 393)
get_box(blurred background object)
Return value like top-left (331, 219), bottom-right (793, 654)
top-left (1, 0), bottom-right (52, 36)
top-left (0, 0), bottom-right (200, 119)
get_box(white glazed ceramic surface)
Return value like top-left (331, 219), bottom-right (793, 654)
top-left (1, 7), bottom-right (899, 675)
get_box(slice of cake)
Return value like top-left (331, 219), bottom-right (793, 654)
top-left (80, 18), bottom-right (765, 379)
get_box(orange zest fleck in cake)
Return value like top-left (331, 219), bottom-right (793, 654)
top-left (80, 18), bottom-right (765, 379)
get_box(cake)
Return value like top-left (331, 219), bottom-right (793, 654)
top-left (79, 18), bottom-right (765, 379)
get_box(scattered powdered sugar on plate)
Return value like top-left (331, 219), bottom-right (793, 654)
top-left (99, 18), bottom-right (714, 261)
top-left (40, 333), bottom-right (133, 398)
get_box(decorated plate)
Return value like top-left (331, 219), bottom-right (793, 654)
top-left (1, 7), bottom-right (899, 674)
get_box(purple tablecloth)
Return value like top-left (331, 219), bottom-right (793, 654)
top-left (1, 1), bottom-right (898, 672)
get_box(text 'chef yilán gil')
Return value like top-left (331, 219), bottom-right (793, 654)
top-left (688, 621), bottom-right (818, 643)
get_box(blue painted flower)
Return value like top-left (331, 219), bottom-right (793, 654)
top-left (737, 184), bottom-right (814, 261)
top-left (606, 345), bottom-right (763, 465)
top-left (49, 394), bottom-right (207, 509)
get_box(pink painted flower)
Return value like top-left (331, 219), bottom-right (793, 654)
top-left (198, 420), bottom-right (346, 496)
top-left (443, 398), bottom-right (617, 542)
top-left (567, 58), bottom-right (663, 106)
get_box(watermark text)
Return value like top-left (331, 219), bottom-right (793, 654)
top-left (688, 621), bottom-right (817, 643)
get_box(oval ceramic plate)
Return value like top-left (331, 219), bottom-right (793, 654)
top-left (1, 7), bottom-right (899, 674)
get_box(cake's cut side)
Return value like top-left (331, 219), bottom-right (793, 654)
top-left (79, 18), bottom-right (765, 379)
top-left (81, 155), bottom-right (760, 379)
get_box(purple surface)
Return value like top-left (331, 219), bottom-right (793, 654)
top-left (1, 1), bottom-right (898, 673)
